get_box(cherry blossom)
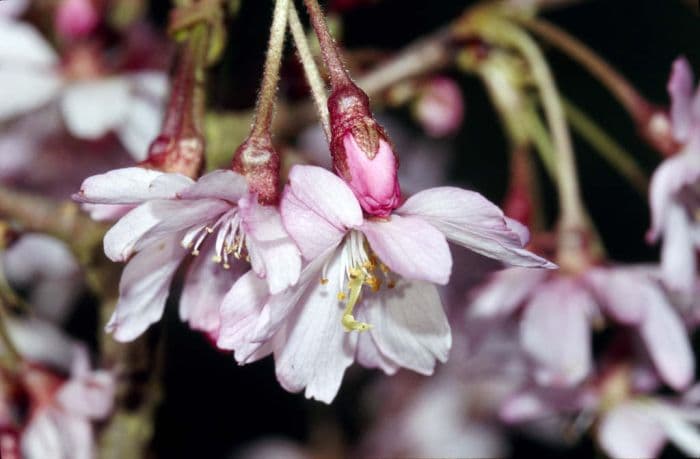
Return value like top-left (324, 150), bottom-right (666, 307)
top-left (74, 167), bottom-right (300, 340)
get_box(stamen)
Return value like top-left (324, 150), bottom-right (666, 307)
top-left (341, 268), bottom-right (372, 332)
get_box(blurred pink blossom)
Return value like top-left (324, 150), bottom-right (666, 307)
top-left (413, 76), bottom-right (465, 137)
top-left (648, 57), bottom-right (700, 294)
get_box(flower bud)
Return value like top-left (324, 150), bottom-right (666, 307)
top-left (231, 135), bottom-right (281, 205)
top-left (413, 77), bottom-right (464, 137)
top-left (328, 84), bottom-right (401, 217)
top-left (140, 133), bottom-right (204, 179)
top-left (55, 0), bottom-right (99, 40)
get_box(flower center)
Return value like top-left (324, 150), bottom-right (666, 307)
top-left (321, 231), bottom-right (395, 332)
top-left (180, 209), bottom-right (248, 269)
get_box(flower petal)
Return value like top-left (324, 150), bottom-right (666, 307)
top-left (639, 291), bottom-right (694, 390)
top-left (106, 236), bottom-right (185, 341)
top-left (0, 67), bottom-right (61, 121)
top-left (273, 251), bottom-right (358, 403)
top-left (0, 18), bottom-right (58, 66)
top-left (660, 205), bottom-right (697, 293)
top-left (61, 78), bottom-right (132, 139)
top-left (468, 268), bottom-right (547, 318)
top-left (115, 74), bottom-right (166, 161)
top-left (586, 267), bottom-right (648, 324)
top-left (398, 187), bottom-right (554, 268)
top-left (177, 170), bottom-right (248, 202)
top-left (240, 194), bottom-right (301, 294)
top-left (598, 401), bottom-right (666, 459)
top-left (361, 215), bottom-right (452, 285)
top-left (74, 167), bottom-right (193, 205)
top-left (668, 57), bottom-right (695, 141)
top-left (355, 332), bottom-right (399, 375)
top-left (217, 270), bottom-right (270, 353)
top-left (520, 280), bottom-right (593, 387)
top-left (363, 280), bottom-right (451, 375)
top-left (281, 165), bottom-right (363, 259)
top-left (180, 240), bottom-right (246, 337)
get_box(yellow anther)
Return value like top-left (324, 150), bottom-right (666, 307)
top-left (192, 249), bottom-right (200, 256)
top-left (320, 278), bottom-right (329, 285)
top-left (205, 227), bottom-right (214, 233)
top-left (212, 255), bottom-right (222, 263)
top-left (365, 276), bottom-right (381, 292)
top-left (223, 263), bottom-right (231, 270)
top-left (379, 263), bottom-right (390, 274)
top-left (181, 241), bottom-right (193, 249)
top-left (337, 292), bottom-right (346, 301)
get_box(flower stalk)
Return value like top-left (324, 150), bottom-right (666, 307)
top-left (232, 0), bottom-right (289, 204)
top-left (288, 0), bottom-right (330, 140)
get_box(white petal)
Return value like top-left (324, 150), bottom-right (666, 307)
top-left (107, 236), bottom-right (185, 341)
top-left (0, 18), bottom-right (58, 66)
top-left (74, 167), bottom-right (193, 205)
top-left (0, 67), bottom-right (60, 121)
top-left (355, 332), bottom-right (399, 374)
top-left (61, 78), bottom-right (131, 139)
top-left (274, 251), bottom-right (358, 403)
top-left (363, 280), bottom-right (451, 375)
top-left (598, 402), bottom-right (666, 459)
top-left (468, 268), bottom-right (547, 318)
top-left (216, 270), bottom-right (269, 353)
top-left (639, 292), bottom-right (694, 390)
top-left (660, 205), bottom-right (697, 293)
top-left (177, 170), bottom-right (248, 202)
top-left (520, 280), bottom-right (593, 387)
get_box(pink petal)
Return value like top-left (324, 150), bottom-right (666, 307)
top-left (639, 292), bottom-right (694, 390)
top-left (180, 241), bottom-right (246, 337)
top-left (107, 236), bottom-right (185, 341)
top-left (239, 194), bottom-right (301, 294)
top-left (56, 347), bottom-right (114, 419)
top-left (660, 205), bottom-right (697, 293)
top-left (598, 402), bottom-right (666, 459)
top-left (586, 267), bottom-right (648, 324)
top-left (6, 317), bottom-right (75, 371)
top-left (216, 271), bottom-right (269, 353)
top-left (647, 152), bottom-right (700, 242)
top-left (398, 187), bottom-right (555, 268)
top-left (177, 170), bottom-right (248, 202)
top-left (520, 280), bottom-right (593, 387)
top-left (668, 57), bottom-right (695, 141)
top-left (355, 332), bottom-right (399, 375)
top-left (281, 165), bottom-right (363, 259)
top-left (80, 203), bottom-right (134, 221)
top-left (468, 268), bottom-right (547, 318)
top-left (74, 167), bottom-right (193, 205)
top-left (273, 251), bottom-right (358, 403)
top-left (363, 280), bottom-right (451, 375)
top-left (361, 215), bottom-right (452, 285)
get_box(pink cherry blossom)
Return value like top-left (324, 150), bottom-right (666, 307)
top-left (413, 76), bottom-right (465, 137)
top-left (217, 165), bottom-right (554, 403)
top-left (74, 167), bottom-right (301, 341)
top-left (469, 265), bottom-right (694, 390)
top-left (21, 346), bottom-right (115, 459)
top-left (598, 388), bottom-right (700, 458)
top-left (0, 18), bottom-right (167, 160)
top-left (648, 57), bottom-right (700, 294)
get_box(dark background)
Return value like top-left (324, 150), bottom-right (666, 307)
top-left (140, 1), bottom-right (700, 457)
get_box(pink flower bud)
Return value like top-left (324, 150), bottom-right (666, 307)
top-left (328, 84), bottom-right (401, 217)
top-left (141, 134), bottom-right (205, 179)
top-left (55, 0), bottom-right (99, 40)
top-left (413, 77), bottom-right (464, 137)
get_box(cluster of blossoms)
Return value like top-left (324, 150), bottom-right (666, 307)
top-left (0, 0), bottom-right (699, 457)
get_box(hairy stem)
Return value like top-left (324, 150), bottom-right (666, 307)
top-left (303, 0), bottom-right (352, 89)
top-left (251, 0), bottom-right (290, 137)
top-left (288, 0), bottom-right (330, 140)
